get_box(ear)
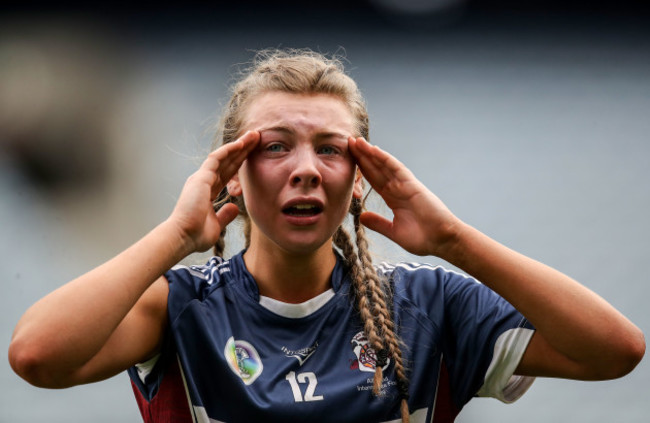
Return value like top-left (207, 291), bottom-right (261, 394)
top-left (352, 167), bottom-right (363, 199)
top-left (227, 174), bottom-right (242, 196)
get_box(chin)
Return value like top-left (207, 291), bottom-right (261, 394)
top-left (249, 219), bottom-right (339, 257)
top-left (274, 233), bottom-right (335, 256)
top-left (280, 241), bottom-right (330, 256)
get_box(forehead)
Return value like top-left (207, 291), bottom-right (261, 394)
top-left (242, 92), bottom-right (355, 135)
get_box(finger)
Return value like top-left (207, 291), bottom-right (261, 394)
top-left (350, 137), bottom-right (403, 182)
top-left (204, 131), bottom-right (260, 198)
top-left (350, 137), bottom-right (411, 193)
top-left (202, 131), bottom-right (259, 174)
top-left (360, 139), bottom-right (410, 180)
top-left (359, 211), bottom-right (394, 240)
top-left (211, 131), bottom-right (260, 178)
top-left (226, 130), bottom-right (261, 163)
top-left (348, 137), bottom-right (388, 188)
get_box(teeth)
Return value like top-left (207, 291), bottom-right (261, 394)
top-left (284, 204), bottom-right (320, 216)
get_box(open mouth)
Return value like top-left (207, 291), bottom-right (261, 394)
top-left (282, 204), bottom-right (322, 217)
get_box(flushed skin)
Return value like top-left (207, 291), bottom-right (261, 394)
top-left (228, 92), bottom-right (363, 302)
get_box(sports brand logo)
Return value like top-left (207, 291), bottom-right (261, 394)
top-left (281, 341), bottom-right (318, 366)
top-left (224, 336), bottom-right (263, 385)
top-left (349, 331), bottom-right (390, 373)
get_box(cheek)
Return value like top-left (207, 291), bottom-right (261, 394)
top-left (327, 159), bottom-right (357, 189)
top-left (239, 157), bottom-right (288, 212)
top-left (241, 157), bottom-right (273, 190)
top-left (321, 153), bottom-right (355, 175)
top-left (322, 163), bottom-right (357, 207)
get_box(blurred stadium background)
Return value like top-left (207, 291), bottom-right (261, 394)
top-left (2, 1), bottom-right (649, 422)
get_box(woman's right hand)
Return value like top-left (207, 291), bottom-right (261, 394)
top-left (8, 131), bottom-right (260, 388)
top-left (169, 131), bottom-right (260, 254)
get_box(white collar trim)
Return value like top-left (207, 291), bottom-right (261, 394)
top-left (259, 288), bottom-right (335, 318)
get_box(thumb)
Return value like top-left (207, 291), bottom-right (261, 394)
top-left (215, 203), bottom-right (240, 229)
top-left (359, 211), bottom-right (394, 240)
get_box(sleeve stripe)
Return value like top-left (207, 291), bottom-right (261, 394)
top-left (477, 327), bottom-right (536, 403)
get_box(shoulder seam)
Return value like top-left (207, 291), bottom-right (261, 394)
top-left (380, 263), bottom-right (443, 338)
top-left (170, 257), bottom-right (231, 287)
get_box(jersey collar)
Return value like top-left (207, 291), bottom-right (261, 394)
top-left (228, 249), bottom-right (349, 303)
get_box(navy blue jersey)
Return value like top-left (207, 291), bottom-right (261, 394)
top-left (129, 251), bottom-right (535, 423)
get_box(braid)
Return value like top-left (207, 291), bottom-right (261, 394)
top-left (347, 198), bottom-right (411, 423)
top-left (212, 187), bottom-right (252, 257)
top-left (333, 227), bottom-right (361, 282)
top-left (334, 226), bottom-right (384, 390)
top-left (212, 187), bottom-right (230, 257)
top-left (213, 227), bottom-right (227, 258)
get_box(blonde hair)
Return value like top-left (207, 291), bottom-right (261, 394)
top-left (212, 49), bottom-right (409, 422)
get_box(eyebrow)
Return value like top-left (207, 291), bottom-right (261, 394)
top-left (259, 127), bottom-right (294, 136)
top-left (259, 127), bottom-right (349, 141)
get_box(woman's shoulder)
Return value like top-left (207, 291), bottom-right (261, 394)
top-left (376, 260), bottom-right (474, 289)
top-left (165, 254), bottom-right (240, 301)
top-left (375, 260), bottom-right (484, 310)
top-left (169, 255), bottom-right (230, 283)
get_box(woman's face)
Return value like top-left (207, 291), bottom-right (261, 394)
top-left (228, 91), bottom-right (363, 255)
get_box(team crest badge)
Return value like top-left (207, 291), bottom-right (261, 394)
top-left (224, 336), bottom-right (263, 385)
top-left (349, 331), bottom-right (390, 372)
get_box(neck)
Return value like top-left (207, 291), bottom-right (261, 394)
top-left (243, 241), bottom-right (337, 304)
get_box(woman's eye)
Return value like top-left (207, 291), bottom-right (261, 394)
top-left (318, 145), bottom-right (338, 155)
top-left (266, 144), bottom-right (285, 153)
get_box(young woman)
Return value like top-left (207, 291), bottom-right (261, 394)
top-left (9, 49), bottom-right (645, 423)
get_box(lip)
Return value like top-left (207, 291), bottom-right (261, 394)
top-left (281, 197), bottom-right (324, 226)
top-left (281, 197), bottom-right (325, 210)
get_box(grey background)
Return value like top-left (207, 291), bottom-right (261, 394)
top-left (2, 3), bottom-right (649, 422)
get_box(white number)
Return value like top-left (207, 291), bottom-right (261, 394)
top-left (285, 371), bottom-right (324, 402)
top-left (285, 371), bottom-right (303, 402)
top-left (298, 372), bottom-right (323, 401)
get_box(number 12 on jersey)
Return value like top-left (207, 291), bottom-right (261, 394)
top-left (285, 371), bottom-right (324, 402)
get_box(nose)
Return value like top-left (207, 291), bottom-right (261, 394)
top-left (289, 147), bottom-right (322, 189)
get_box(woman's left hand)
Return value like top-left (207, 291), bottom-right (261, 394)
top-left (348, 137), bottom-right (460, 257)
